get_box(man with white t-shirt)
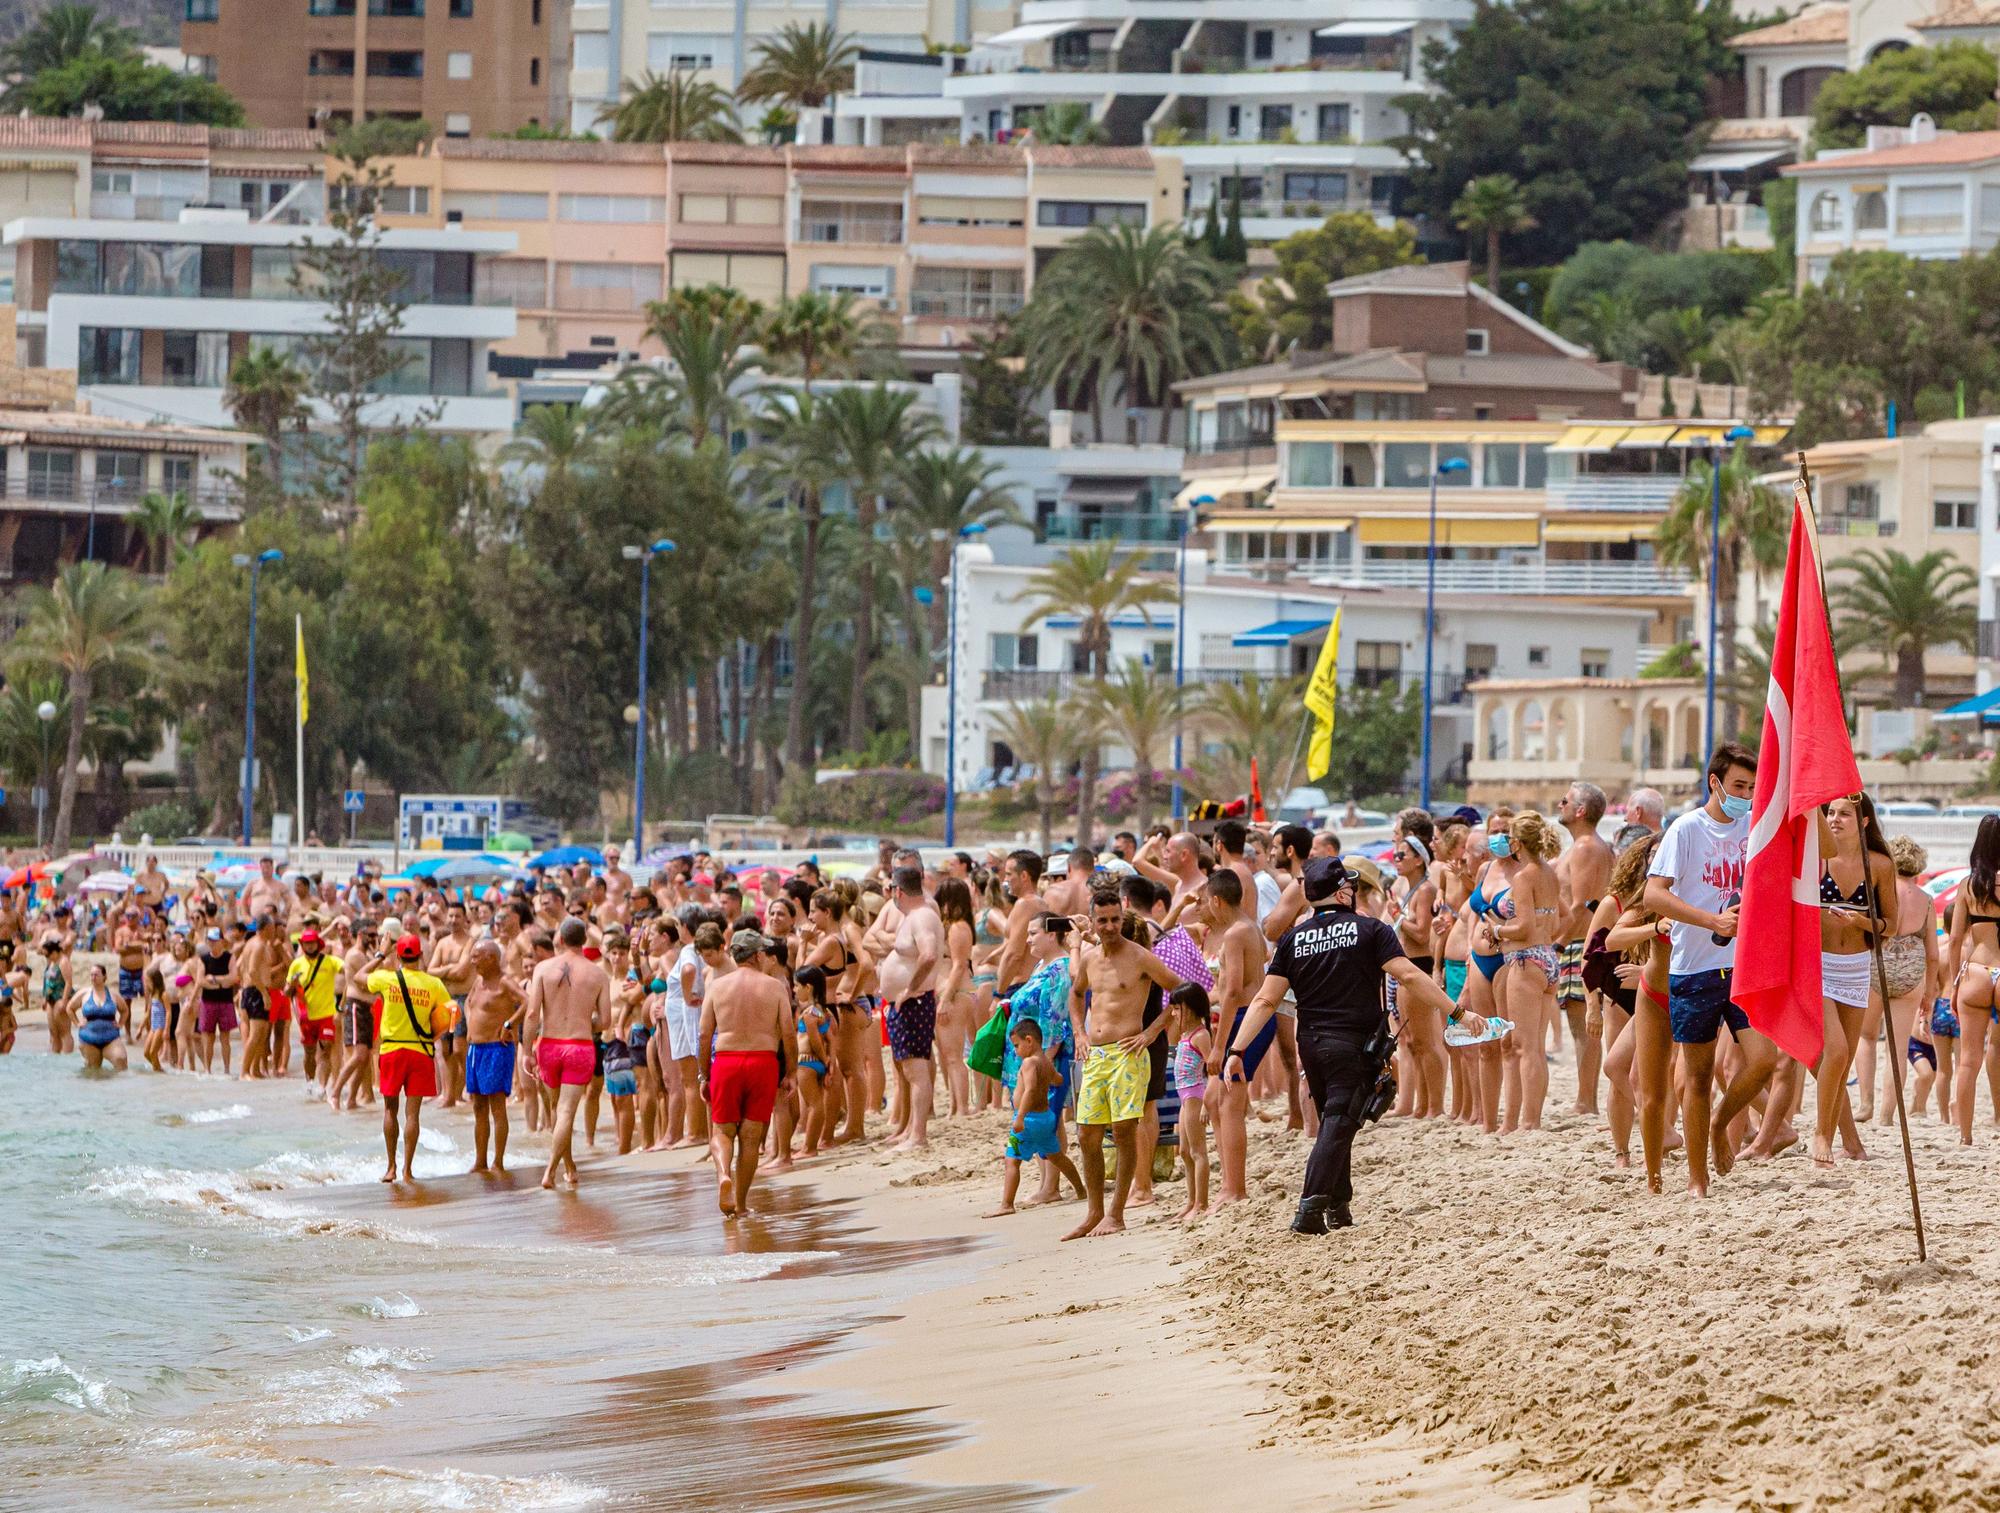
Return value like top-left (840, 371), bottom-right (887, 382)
top-left (1644, 742), bottom-right (1793, 1196)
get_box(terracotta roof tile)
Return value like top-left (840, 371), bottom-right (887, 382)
top-left (907, 142), bottom-right (1029, 168)
top-left (785, 144), bottom-right (909, 169)
top-left (1025, 145), bottom-right (1156, 170)
top-left (1731, 3), bottom-right (1848, 48)
top-left (441, 137), bottom-right (665, 163)
top-left (0, 117), bottom-right (92, 150)
top-left (663, 141), bottom-right (785, 165)
top-left (1914, 0), bottom-right (2000, 27)
top-left (1784, 128), bottom-right (2000, 173)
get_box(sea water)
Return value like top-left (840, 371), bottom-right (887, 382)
top-left (0, 1054), bottom-right (1037, 1511)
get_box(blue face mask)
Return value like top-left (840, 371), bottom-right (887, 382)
top-left (1486, 834), bottom-right (1512, 858)
top-left (1720, 793), bottom-right (1753, 821)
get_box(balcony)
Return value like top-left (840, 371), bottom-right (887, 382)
top-left (980, 665), bottom-right (1468, 703)
top-left (1545, 474), bottom-right (1687, 511)
top-left (1039, 511), bottom-right (1181, 545)
top-left (1, 476), bottom-right (245, 518)
top-left (794, 210), bottom-right (903, 246)
top-left (908, 289), bottom-right (1024, 321)
top-left (1316, 558), bottom-right (1689, 597)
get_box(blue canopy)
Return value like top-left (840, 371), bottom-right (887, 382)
top-left (1233, 617), bottom-right (1333, 648)
top-left (1938, 686), bottom-right (2000, 719)
top-left (528, 845), bottom-right (604, 869)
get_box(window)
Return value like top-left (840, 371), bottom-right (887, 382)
top-left (445, 190), bottom-right (549, 220)
top-left (1286, 441), bottom-right (1334, 488)
top-left (1464, 642), bottom-right (1497, 681)
top-left (990, 632), bottom-right (1039, 671)
top-left (1436, 443), bottom-right (1471, 483)
top-left (368, 51), bottom-right (424, 77)
top-left (1353, 390), bottom-right (1411, 420)
top-left (1282, 171), bottom-right (1346, 205)
top-left (573, 34), bottom-right (610, 71)
top-left (475, 257), bottom-right (547, 306)
top-left (96, 450), bottom-right (145, 496)
top-left (447, 51), bottom-right (473, 79)
top-left (369, 0), bottom-right (424, 13)
top-left (807, 263), bottom-right (894, 300)
top-left (1382, 442), bottom-right (1431, 487)
top-left (188, 53), bottom-right (217, 79)
top-left (1581, 648), bottom-right (1610, 678)
top-left (374, 184), bottom-right (429, 214)
top-left (554, 261), bottom-right (663, 310)
top-left (101, 241), bottom-right (201, 297)
top-left (1354, 640), bottom-right (1401, 690)
top-left (1465, 327), bottom-right (1489, 356)
top-left (1226, 106), bottom-right (1241, 137)
top-left (1934, 495), bottom-right (1977, 531)
top-left (917, 196), bottom-right (1025, 227)
top-left (648, 33), bottom-right (728, 71)
top-left (1527, 645), bottom-right (1549, 668)
top-left (1897, 184), bottom-right (1963, 236)
top-left (908, 265), bottom-right (1023, 319)
top-left (1838, 481), bottom-right (1880, 520)
top-left (1316, 103), bottom-right (1350, 140)
top-left (796, 198), bottom-right (902, 243)
top-left (532, 0), bottom-right (541, 21)
top-left (79, 327), bottom-right (140, 385)
top-left (309, 0), bottom-right (357, 12)
top-left (1259, 105), bottom-right (1292, 141)
top-left (450, 0), bottom-right (472, 13)
top-left (161, 454), bottom-right (195, 498)
top-left (1523, 444), bottom-right (1548, 489)
top-left (1482, 443), bottom-right (1521, 488)
top-left (186, 0), bottom-right (218, 19)
top-left (1982, 184), bottom-right (2000, 234)
top-left (27, 448), bottom-right (77, 499)
top-left (558, 192), bottom-right (665, 222)
top-left (1854, 188), bottom-right (1887, 232)
top-left (1036, 199), bottom-right (1146, 228)
top-left (309, 49), bottom-right (356, 75)
top-left (1808, 191), bottom-right (1843, 235)
top-left (444, 112), bottom-right (472, 137)
top-left (1251, 28), bottom-right (1274, 60)
top-left (530, 58), bottom-right (540, 85)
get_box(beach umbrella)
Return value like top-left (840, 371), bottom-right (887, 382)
top-left (3, 861), bottom-right (50, 889)
top-left (528, 844), bottom-right (603, 870)
top-left (211, 863), bottom-right (260, 888)
top-left (427, 856), bottom-right (527, 883)
top-left (76, 872), bottom-right (136, 895)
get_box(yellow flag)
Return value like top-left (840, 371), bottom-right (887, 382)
top-left (295, 616), bottom-right (308, 726)
top-left (1303, 607), bottom-right (1341, 782)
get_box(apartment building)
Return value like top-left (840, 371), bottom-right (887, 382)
top-left (182, 0), bottom-right (565, 136)
top-left (3, 207), bottom-right (517, 436)
top-left (366, 136), bottom-right (1177, 371)
top-left (564, 0), bottom-right (1006, 134)
top-left (1785, 118), bottom-right (2000, 284)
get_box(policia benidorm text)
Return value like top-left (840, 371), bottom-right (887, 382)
top-left (1224, 856), bottom-right (1481, 1234)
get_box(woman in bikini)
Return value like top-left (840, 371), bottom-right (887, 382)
top-left (1872, 835), bottom-right (1938, 1130)
top-left (1588, 833), bottom-right (1653, 1169)
top-left (1488, 810), bottom-right (1564, 1134)
top-left (1388, 829), bottom-right (1445, 1118)
top-left (1455, 810), bottom-right (1516, 1134)
top-left (934, 878), bottom-right (977, 1120)
top-left (805, 886), bottom-right (871, 1144)
top-left (1814, 794), bottom-right (1896, 1166)
top-left (969, 867), bottom-right (1008, 1112)
top-left (1433, 822), bottom-right (1483, 1125)
top-left (1941, 813), bottom-right (2000, 1145)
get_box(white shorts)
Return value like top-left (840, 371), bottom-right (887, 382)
top-left (1820, 951), bottom-right (1873, 1010)
top-left (665, 996), bottom-right (700, 1060)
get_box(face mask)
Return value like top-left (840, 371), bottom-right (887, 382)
top-left (1720, 793), bottom-right (1753, 820)
top-left (1486, 834), bottom-right (1512, 858)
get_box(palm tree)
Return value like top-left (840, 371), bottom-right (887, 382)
top-left (1451, 174), bottom-right (1536, 292)
top-left (609, 286), bottom-right (764, 444)
top-left (991, 693), bottom-right (1077, 854)
top-left (1025, 101), bottom-right (1106, 146)
top-left (893, 447), bottom-right (1023, 649)
top-left (746, 387), bottom-right (841, 769)
top-left (737, 23), bottom-right (857, 119)
top-left (1016, 223), bottom-right (1232, 442)
top-left (497, 401), bottom-right (598, 485)
top-left (1083, 659), bottom-right (1183, 832)
top-left (1, 4), bottom-right (134, 109)
top-left (598, 70), bottom-right (742, 143)
top-left (1192, 672), bottom-right (1304, 805)
top-left (819, 383), bottom-right (942, 750)
top-left (1655, 446), bottom-right (1788, 734)
top-left (1831, 547), bottom-right (1977, 707)
top-left (6, 561), bottom-right (152, 854)
top-left (128, 490), bottom-right (201, 574)
top-left (225, 348), bottom-right (311, 491)
top-left (0, 674), bottom-right (69, 797)
top-left (1013, 541), bottom-right (1177, 846)
top-left (761, 290), bottom-right (893, 388)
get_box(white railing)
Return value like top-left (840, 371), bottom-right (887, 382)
top-left (1546, 475), bottom-right (1686, 511)
top-left (1319, 559), bottom-right (1690, 595)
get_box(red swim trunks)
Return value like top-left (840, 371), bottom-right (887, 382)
top-left (379, 1047), bottom-right (438, 1098)
top-left (298, 1015), bottom-right (338, 1048)
top-left (708, 1050), bottom-right (779, 1126)
top-left (536, 1036), bottom-right (596, 1087)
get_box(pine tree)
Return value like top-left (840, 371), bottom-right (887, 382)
top-left (1222, 178), bottom-right (1248, 264)
top-left (1202, 186), bottom-right (1224, 258)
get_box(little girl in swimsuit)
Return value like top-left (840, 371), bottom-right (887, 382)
top-left (1166, 984), bottom-right (1212, 1221)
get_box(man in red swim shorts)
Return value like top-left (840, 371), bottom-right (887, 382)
top-left (365, 933), bottom-right (454, 1183)
top-left (698, 932), bottom-right (794, 1217)
top-left (525, 917), bottom-right (611, 1191)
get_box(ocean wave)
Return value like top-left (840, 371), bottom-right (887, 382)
top-left (362, 1293), bottom-right (424, 1319)
top-left (5, 1356), bottom-right (131, 1418)
top-left (337, 1465), bottom-right (607, 1511)
top-left (257, 1147), bottom-right (464, 1186)
top-left (285, 1326), bottom-right (334, 1345)
top-left (344, 1345), bottom-right (428, 1371)
top-left (188, 1104), bottom-right (254, 1124)
top-left (256, 1364), bottom-right (402, 1428)
top-left (86, 1163), bottom-right (440, 1248)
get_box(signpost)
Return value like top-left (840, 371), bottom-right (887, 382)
top-left (344, 790), bottom-right (364, 844)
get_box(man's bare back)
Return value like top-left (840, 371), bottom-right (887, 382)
top-left (704, 968), bottom-right (789, 1054)
top-left (529, 950), bottom-right (609, 1042)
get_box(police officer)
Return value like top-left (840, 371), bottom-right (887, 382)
top-left (1224, 857), bottom-right (1481, 1234)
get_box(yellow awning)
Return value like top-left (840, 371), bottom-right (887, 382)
top-left (1543, 520), bottom-right (1657, 542)
top-left (1176, 469), bottom-right (1276, 506)
top-left (1205, 513), bottom-right (1352, 533)
top-left (1666, 423), bottom-right (1791, 448)
top-left (1549, 424), bottom-right (1632, 453)
top-left (1356, 516), bottom-right (1539, 546)
top-left (1616, 424), bottom-right (1681, 448)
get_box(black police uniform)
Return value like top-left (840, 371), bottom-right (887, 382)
top-left (1268, 900), bottom-right (1405, 1226)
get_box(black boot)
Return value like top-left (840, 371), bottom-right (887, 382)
top-left (1329, 1204), bottom-right (1354, 1229)
top-left (1290, 1197), bottom-right (1332, 1234)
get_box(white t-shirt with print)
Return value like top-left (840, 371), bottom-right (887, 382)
top-left (1647, 805), bottom-right (1748, 976)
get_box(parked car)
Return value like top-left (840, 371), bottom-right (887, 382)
top-left (1941, 805), bottom-right (1999, 819)
top-left (1877, 800), bottom-right (1940, 817)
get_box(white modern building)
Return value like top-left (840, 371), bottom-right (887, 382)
top-left (3, 210), bottom-right (518, 437)
top-left (1785, 118), bottom-right (2000, 285)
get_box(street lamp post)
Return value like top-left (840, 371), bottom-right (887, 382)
top-left (1173, 499), bottom-right (1211, 825)
top-left (1420, 457), bottom-right (1469, 809)
top-left (235, 548), bottom-right (283, 847)
top-left (623, 538), bottom-right (676, 862)
top-left (34, 698), bottom-right (55, 851)
top-left (942, 522), bottom-right (986, 847)
top-left (1704, 425), bottom-right (1757, 754)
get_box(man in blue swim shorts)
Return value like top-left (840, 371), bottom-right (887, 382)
top-left (461, 943), bottom-right (524, 1175)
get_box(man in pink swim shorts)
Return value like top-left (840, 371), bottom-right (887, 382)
top-left (525, 918), bottom-right (611, 1191)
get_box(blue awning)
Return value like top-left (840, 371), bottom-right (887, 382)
top-left (1233, 617), bottom-right (1333, 648)
top-left (1938, 686), bottom-right (2000, 718)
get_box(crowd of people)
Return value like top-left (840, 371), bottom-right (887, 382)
top-left (7, 757), bottom-right (2000, 1225)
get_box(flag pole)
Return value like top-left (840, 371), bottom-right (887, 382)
top-left (295, 614), bottom-right (306, 854)
top-left (1797, 451), bottom-right (1926, 1261)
